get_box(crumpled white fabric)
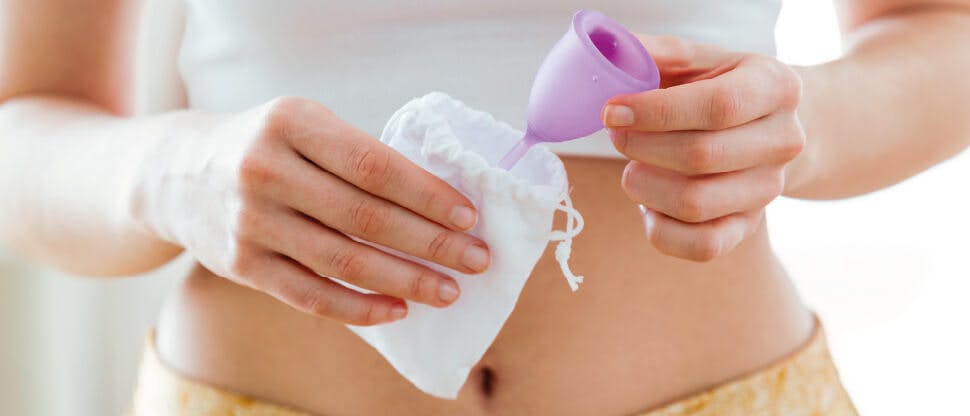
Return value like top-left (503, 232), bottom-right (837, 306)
top-left (346, 92), bottom-right (584, 399)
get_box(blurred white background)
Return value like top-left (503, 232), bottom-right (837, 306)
top-left (1, 1), bottom-right (968, 415)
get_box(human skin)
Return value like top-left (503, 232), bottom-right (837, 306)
top-left (0, 3), bottom-right (496, 325)
top-left (2, 0), bottom-right (970, 414)
top-left (2, 0), bottom-right (967, 291)
top-left (602, 1), bottom-right (970, 260)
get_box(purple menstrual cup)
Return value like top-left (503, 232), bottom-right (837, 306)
top-left (498, 10), bottom-right (661, 169)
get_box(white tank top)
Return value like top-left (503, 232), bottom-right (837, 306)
top-left (178, 0), bottom-right (782, 157)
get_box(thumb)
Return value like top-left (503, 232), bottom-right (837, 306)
top-left (633, 34), bottom-right (729, 76)
top-left (633, 34), bottom-right (694, 68)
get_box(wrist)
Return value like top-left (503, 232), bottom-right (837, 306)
top-left (783, 64), bottom-right (826, 197)
top-left (124, 109), bottom-right (225, 246)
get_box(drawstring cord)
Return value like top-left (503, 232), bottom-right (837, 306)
top-left (548, 194), bottom-right (585, 291)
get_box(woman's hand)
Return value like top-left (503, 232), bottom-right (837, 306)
top-left (135, 97), bottom-right (489, 325)
top-left (603, 36), bottom-right (805, 262)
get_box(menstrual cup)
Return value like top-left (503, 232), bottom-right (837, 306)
top-left (498, 10), bottom-right (661, 169)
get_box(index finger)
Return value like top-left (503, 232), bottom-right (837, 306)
top-left (602, 56), bottom-right (800, 132)
top-left (278, 100), bottom-right (479, 232)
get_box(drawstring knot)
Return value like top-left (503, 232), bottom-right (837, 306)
top-left (548, 194), bottom-right (584, 291)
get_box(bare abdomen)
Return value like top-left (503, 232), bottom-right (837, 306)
top-left (154, 157), bottom-right (812, 415)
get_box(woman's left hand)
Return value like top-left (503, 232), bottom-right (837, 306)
top-left (604, 35), bottom-right (806, 262)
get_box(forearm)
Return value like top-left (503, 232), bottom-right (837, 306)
top-left (0, 95), bottom-right (213, 276)
top-left (785, 7), bottom-right (970, 199)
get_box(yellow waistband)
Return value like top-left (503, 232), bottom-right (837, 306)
top-left (130, 318), bottom-right (856, 416)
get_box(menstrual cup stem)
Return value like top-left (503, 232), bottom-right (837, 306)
top-left (497, 134), bottom-right (540, 170)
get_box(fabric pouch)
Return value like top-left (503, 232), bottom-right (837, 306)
top-left (345, 92), bottom-right (583, 399)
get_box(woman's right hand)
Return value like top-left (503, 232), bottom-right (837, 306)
top-left (134, 97), bottom-right (489, 325)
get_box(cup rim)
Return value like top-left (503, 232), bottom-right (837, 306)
top-left (571, 9), bottom-right (660, 89)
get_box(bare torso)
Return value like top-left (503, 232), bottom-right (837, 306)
top-left (155, 157), bottom-right (813, 415)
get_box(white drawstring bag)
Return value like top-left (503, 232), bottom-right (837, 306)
top-left (346, 92), bottom-right (583, 399)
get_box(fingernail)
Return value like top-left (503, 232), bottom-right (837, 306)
top-left (390, 303), bottom-right (408, 321)
top-left (604, 105), bottom-right (635, 127)
top-left (438, 281), bottom-right (460, 304)
top-left (462, 244), bottom-right (490, 272)
top-left (450, 206), bottom-right (478, 230)
top-left (639, 204), bottom-right (656, 233)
